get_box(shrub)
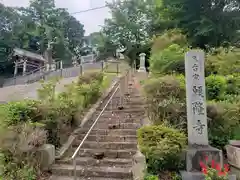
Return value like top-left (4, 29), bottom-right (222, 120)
top-left (225, 75), bottom-right (240, 95)
top-left (151, 29), bottom-right (188, 54)
top-left (205, 47), bottom-right (240, 76)
top-left (0, 100), bottom-right (39, 126)
top-left (36, 72), bottom-right (104, 147)
top-left (137, 125), bottom-right (186, 174)
top-left (0, 70), bottom-right (109, 180)
top-left (0, 122), bottom-right (46, 180)
top-left (143, 76), bottom-right (186, 128)
top-left (206, 75), bottom-right (227, 100)
top-left (150, 44), bottom-right (186, 75)
top-left (144, 174), bottom-right (159, 180)
top-left (207, 101), bottom-right (240, 149)
top-left (219, 94), bottom-right (240, 104)
top-left (77, 71), bottom-right (104, 85)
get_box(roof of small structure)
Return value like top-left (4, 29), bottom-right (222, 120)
top-left (13, 48), bottom-right (46, 62)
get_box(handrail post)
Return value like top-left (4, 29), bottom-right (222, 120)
top-left (73, 158), bottom-right (77, 180)
top-left (117, 62), bottom-right (119, 75)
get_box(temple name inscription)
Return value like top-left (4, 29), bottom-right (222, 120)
top-left (185, 50), bottom-right (208, 145)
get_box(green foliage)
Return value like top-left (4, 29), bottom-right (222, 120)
top-left (143, 75), bottom-right (186, 128)
top-left (158, 0), bottom-right (240, 48)
top-left (207, 101), bottom-right (240, 149)
top-left (151, 29), bottom-right (188, 54)
top-left (206, 74), bottom-right (240, 101)
top-left (150, 44), bottom-right (186, 75)
top-left (0, 100), bottom-right (38, 126)
top-left (0, 71), bottom-right (107, 178)
top-left (143, 73), bottom-right (240, 150)
top-left (0, 0), bottom-right (85, 73)
top-left (37, 78), bottom-right (59, 102)
top-left (138, 125), bottom-right (186, 174)
top-left (78, 72), bottom-right (104, 85)
top-left (144, 174), bottom-right (159, 180)
top-left (206, 75), bottom-right (227, 100)
top-left (36, 72), bottom-right (104, 147)
top-left (225, 75), bottom-right (240, 95)
top-left (205, 48), bottom-right (240, 76)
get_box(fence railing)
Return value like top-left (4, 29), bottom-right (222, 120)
top-left (2, 60), bottom-right (121, 87)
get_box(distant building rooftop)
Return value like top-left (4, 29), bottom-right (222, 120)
top-left (13, 48), bottom-right (46, 62)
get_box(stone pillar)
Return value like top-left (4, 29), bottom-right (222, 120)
top-left (51, 63), bottom-right (56, 71)
top-left (138, 53), bottom-right (146, 72)
top-left (46, 64), bottom-right (50, 71)
top-left (14, 61), bottom-right (18, 77)
top-left (22, 59), bottom-right (27, 76)
top-left (72, 56), bottom-right (78, 67)
top-left (50, 60), bottom-right (56, 71)
top-left (180, 50), bottom-right (228, 179)
top-left (185, 50), bottom-right (208, 145)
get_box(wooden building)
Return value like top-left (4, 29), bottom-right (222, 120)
top-left (12, 48), bottom-right (47, 76)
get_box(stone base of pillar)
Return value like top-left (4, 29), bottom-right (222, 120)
top-left (138, 67), bottom-right (146, 72)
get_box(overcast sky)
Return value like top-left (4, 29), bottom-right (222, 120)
top-left (1, 0), bottom-right (112, 35)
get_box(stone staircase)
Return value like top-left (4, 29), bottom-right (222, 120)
top-left (49, 72), bottom-right (145, 180)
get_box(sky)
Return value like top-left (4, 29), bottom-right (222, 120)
top-left (1, 0), bottom-right (112, 35)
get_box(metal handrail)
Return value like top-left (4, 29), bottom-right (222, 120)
top-left (71, 83), bottom-right (120, 180)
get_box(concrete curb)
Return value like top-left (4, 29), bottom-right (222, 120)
top-left (55, 74), bottom-right (123, 160)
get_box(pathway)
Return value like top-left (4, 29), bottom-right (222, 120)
top-left (49, 70), bottom-right (145, 180)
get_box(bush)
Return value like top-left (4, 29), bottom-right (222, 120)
top-left (0, 100), bottom-right (39, 126)
top-left (137, 125), bottom-right (186, 174)
top-left (144, 174), bottom-right (159, 180)
top-left (77, 71), bottom-right (104, 84)
top-left (205, 47), bottom-right (240, 76)
top-left (143, 74), bottom-right (240, 150)
top-left (151, 29), bottom-right (188, 54)
top-left (150, 44), bottom-right (186, 75)
top-left (0, 122), bottom-right (46, 180)
top-left (0, 71), bottom-right (107, 179)
top-left (207, 101), bottom-right (240, 149)
top-left (225, 75), bottom-right (240, 95)
top-left (206, 75), bottom-right (227, 100)
top-left (36, 72), bottom-right (104, 147)
top-left (143, 75), bottom-right (186, 128)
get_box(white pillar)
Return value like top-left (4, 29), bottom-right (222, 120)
top-left (46, 64), bottom-right (50, 71)
top-left (22, 59), bottom-right (27, 76)
top-left (51, 63), bottom-right (56, 71)
top-left (14, 61), bottom-right (18, 77)
top-left (60, 61), bottom-right (63, 69)
top-left (138, 53), bottom-right (146, 72)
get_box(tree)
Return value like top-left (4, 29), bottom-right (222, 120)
top-left (102, 0), bottom-right (154, 62)
top-left (0, 0), bottom-right (85, 74)
top-left (157, 0), bottom-right (240, 48)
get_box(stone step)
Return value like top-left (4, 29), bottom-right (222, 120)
top-left (85, 117), bottom-right (142, 126)
top-left (77, 134), bottom-right (137, 142)
top-left (58, 157), bottom-right (132, 167)
top-left (99, 111), bottom-right (144, 119)
top-left (78, 148), bottom-right (137, 159)
top-left (83, 122), bottom-right (140, 130)
top-left (50, 175), bottom-right (132, 180)
top-left (73, 141), bottom-right (138, 150)
top-left (111, 96), bottom-right (142, 101)
top-left (77, 129), bottom-right (137, 136)
top-left (103, 104), bottom-right (145, 111)
top-left (97, 108), bottom-right (145, 114)
top-left (51, 164), bottom-right (132, 179)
